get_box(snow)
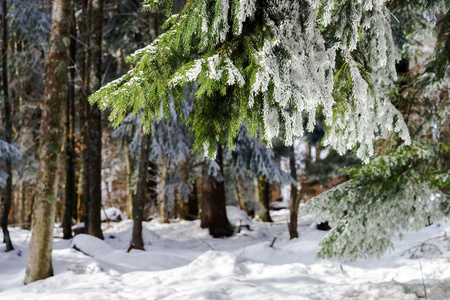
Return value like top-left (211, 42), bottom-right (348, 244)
top-left (101, 207), bottom-right (126, 222)
top-left (1, 207), bottom-right (449, 299)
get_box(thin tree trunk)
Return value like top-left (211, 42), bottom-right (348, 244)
top-left (124, 145), bottom-right (133, 218)
top-left (132, 132), bottom-right (150, 250)
top-left (77, 0), bottom-right (90, 230)
top-left (1, 0), bottom-right (14, 252)
top-left (24, 0), bottom-right (71, 284)
top-left (200, 145), bottom-right (233, 238)
top-left (288, 146), bottom-right (299, 239)
top-left (87, 0), bottom-right (103, 239)
top-left (20, 184), bottom-right (26, 229)
top-left (257, 176), bottom-right (273, 222)
top-left (158, 158), bottom-right (169, 224)
top-left (62, 9), bottom-right (77, 239)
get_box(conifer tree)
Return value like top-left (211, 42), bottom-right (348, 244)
top-left (90, 0), bottom-right (410, 164)
top-left (308, 0), bottom-right (450, 261)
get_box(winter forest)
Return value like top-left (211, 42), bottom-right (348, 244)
top-left (0, 0), bottom-right (449, 298)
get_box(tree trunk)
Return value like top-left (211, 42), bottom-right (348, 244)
top-left (77, 0), bottom-right (90, 229)
top-left (158, 158), bottom-right (169, 223)
top-left (62, 9), bottom-right (77, 239)
top-left (131, 132), bottom-right (150, 250)
top-left (257, 176), bottom-right (273, 222)
top-left (1, 0), bottom-right (14, 252)
top-left (124, 145), bottom-right (134, 218)
top-left (200, 145), bottom-right (233, 238)
top-left (288, 146), bottom-right (299, 239)
top-left (86, 0), bottom-right (103, 239)
top-left (24, 0), bottom-right (71, 284)
top-left (179, 160), bottom-right (198, 220)
top-left (179, 183), bottom-right (198, 220)
top-left (20, 184), bottom-right (26, 229)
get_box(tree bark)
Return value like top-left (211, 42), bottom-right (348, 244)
top-left (200, 145), bottom-right (233, 238)
top-left (1, 0), bottom-right (14, 252)
top-left (62, 8), bottom-right (77, 239)
top-left (24, 0), bottom-right (71, 284)
top-left (257, 176), bottom-right (273, 222)
top-left (179, 160), bottom-right (198, 220)
top-left (288, 146), bottom-right (299, 239)
top-left (124, 145), bottom-right (134, 218)
top-left (87, 0), bottom-right (103, 239)
top-left (132, 132), bottom-right (150, 250)
top-left (75, 0), bottom-right (89, 227)
top-left (158, 158), bottom-right (169, 224)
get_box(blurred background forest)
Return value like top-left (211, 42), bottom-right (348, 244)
top-left (0, 0), bottom-right (448, 255)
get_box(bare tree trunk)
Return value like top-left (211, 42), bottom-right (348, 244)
top-left (179, 160), bottom-right (198, 220)
top-left (62, 8), bottom-right (77, 239)
top-left (76, 0), bottom-right (90, 229)
top-left (24, 0), bottom-right (71, 284)
top-left (288, 146), bottom-right (299, 239)
top-left (200, 145), bottom-right (233, 238)
top-left (257, 176), bottom-right (273, 222)
top-left (158, 158), bottom-right (169, 224)
top-left (124, 145), bottom-right (134, 218)
top-left (87, 0), bottom-right (103, 239)
top-left (132, 132), bottom-right (150, 250)
top-left (20, 184), bottom-right (26, 229)
top-left (1, 0), bottom-right (14, 252)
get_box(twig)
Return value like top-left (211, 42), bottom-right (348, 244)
top-left (270, 236), bottom-right (277, 248)
top-left (419, 260), bottom-right (428, 300)
top-left (127, 243), bottom-right (134, 253)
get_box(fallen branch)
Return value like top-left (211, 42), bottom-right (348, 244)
top-left (270, 236), bottom-right (277, 248)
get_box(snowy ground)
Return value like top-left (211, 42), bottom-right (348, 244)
top-left (1, 207), bottom-right (450, 300)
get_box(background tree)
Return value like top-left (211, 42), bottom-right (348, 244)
top-left (1, 0), bottom-right (14, 252)
top-left (24, 0), bottom-right (71, 284)
top-left (86, 0), bottom-right (103, 239)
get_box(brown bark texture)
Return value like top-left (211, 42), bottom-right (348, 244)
top-left (87, 0), bottom-right (103, 239)
top-left (200, 145), bottom-right (233, 238)
top-left (24, 0), bottom-right (71, 284)
top-left (288, 147), bottom-right (299, 239)
top-left (257, 176), bottom-right (273, 222)
top-left (62, 9), bottom-right (77, 239)
top-left (132, 132), bottom-right (151, 250)
top-left (1, 0), bottom-right (14, 252)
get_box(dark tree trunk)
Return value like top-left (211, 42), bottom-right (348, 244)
top-left (200, 145), bottom-right (233, 238)
top-left (1, 0), bottom-right (14, 252)
top-left (62, 9), bottom-right (77, 239)
top-left (288, 146), bottom-right (300, 239)
top-left (179, 183), bottom-right (199, 220)
top-left (24, 0), bottom-right (71, 284)
top-left (132, 132), bottom-right (150, 250)
top-left (87, 0), bottom-right (103, 239)
top-left (257, 176), bottom-right (273, 222)
top-left (77, 0), bottom-right (90, 230)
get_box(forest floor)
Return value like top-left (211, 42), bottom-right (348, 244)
top-left (1, 206), bottom-right (450, 300)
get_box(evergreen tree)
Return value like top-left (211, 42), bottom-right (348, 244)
top-left (307, 0), bottom-right (450, 261)
top-left (90, 0), bottom-right (410, 164)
